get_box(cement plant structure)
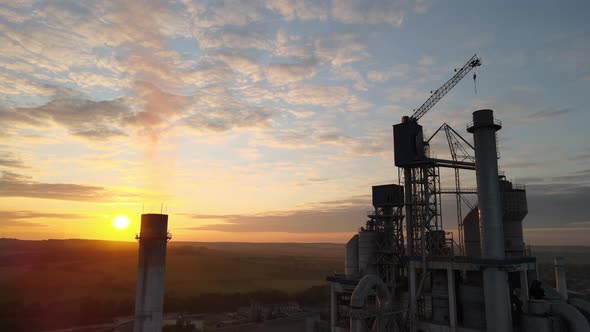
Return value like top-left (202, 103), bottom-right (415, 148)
top-left (327, 56), bottom-right (590, 332)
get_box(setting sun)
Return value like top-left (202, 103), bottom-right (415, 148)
top-left (113, 215), bottom-right (130, 230)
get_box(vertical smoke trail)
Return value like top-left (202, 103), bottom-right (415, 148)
top-left (112, 0), bottom-right (188, 203)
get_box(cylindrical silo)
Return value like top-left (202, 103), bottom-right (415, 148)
top-left (134, 213), bottom-right (170, 332)
top-left (467, 109), bottom-right (512, 331)
top-left (463, 206), bottom-right (481, 257)
top-left (358, 231), bottom-right (378, 275)
top-left (345, 234), bottom-right (359, 278)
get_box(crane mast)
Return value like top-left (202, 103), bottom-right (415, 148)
top-left (410, 54), bottom-right (481, 121)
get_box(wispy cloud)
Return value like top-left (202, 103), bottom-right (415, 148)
top-left (2, 210), bottom-right (84, 227)
top-left (183, 195), bottom-right (370, 233)
top-left (525, 107), bottom-right (576, 122)
top-left (0, 97), bottom-right (131, 139)
top-left (570, 147), bottom-right (590, 161)
top-left (0, 152), bottom-right (27, 169)
top-left (332, 0), bottom-right (406, 25)
top-left (0, 170), bottom-right (108, 201)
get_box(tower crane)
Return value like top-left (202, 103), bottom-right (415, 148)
top-left (408, 54), bottom-right (481, 121)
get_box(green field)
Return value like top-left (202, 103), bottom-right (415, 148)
top-left (0, 239), bottom-right (343, 305)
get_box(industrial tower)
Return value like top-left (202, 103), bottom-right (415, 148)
top-left (133, 213), bottom-right (171, 332)
top-left (327, 55), bottom-right (590, 331)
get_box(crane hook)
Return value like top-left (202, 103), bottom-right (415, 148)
top-left (473, 72), bottom-right (477, 95)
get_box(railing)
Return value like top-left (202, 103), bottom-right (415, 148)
top-left (440, 187), bottom-right (477, 194)
top-left (134, 232), bottom-right (172, 241)
top-left (466, 118), bottom-right (502, 130)
top-left (512, 183), bottom-right (526, 191)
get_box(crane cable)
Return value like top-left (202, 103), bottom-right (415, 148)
top-left (473, 69), bottom-right (477, 95)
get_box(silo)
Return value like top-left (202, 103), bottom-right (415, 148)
top-left (500, 179), bottom-right (527, 257)
top-left (134, 213), bottom-right (170, 332)
top-left (358, 231), bottom-right (378, 275)
top-left (345, 234), bottom-right (359, 278)
top-left (463, 206), bottom-right (481, 257)
top-left (463, 179), bottom-right (528, 258)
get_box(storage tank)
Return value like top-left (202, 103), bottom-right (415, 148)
top-left (463, 206), bottom-right (481, 257)
top-left (463, 179), bottom-right (528, 258)
top-left (345, 234), bottom-right (359, 278)
top-left (500, 178), bottom-right (527, 257)
top-left (358, 231), bottom-right (378, 275)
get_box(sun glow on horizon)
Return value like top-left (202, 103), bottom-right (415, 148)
top-left (113, 215), bottom-right (130, 230)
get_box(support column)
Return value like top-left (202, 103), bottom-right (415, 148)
top-left (447, 268), bottom-right (457, 330)
top-left (409, 263), bottom-right (417, 330)
top-left (404, 167), bottom-right (413, 256)
top-left (520, 267), bottom-right (529, 313)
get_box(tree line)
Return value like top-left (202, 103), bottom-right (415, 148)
top-left (0, 285), bottom-right (329, 331)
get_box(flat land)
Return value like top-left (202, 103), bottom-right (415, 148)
top-left (0, 239), bottom-right (343, 305)
top-left (1, 240), bottom-right (590, 305)
top-left (0, 239), bottom-right (589, 330)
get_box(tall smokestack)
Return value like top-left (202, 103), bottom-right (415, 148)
top-left (554, 256), bottom-right (568, 300)
top-left (134, 213), bottom-right (170, 332)
top-left (467, 109), bottom-right (512, 330)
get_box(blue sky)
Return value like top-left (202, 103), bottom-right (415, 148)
top-left (0, 0), bottom-right (589, 244)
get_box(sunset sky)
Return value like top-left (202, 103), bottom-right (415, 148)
top-left (1, 0), bottom-right (589, 244)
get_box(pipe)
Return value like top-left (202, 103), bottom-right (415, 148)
top-left (467, 109), bottom-right (512, 331)
top-left (551, 302), bottom-right (590, 332)
top-left (350, 274), bottom-right (391, 332)
top-left (568, 298), bottom-right (590, 323)
top-left (404, 167), bottom-right (413, 256)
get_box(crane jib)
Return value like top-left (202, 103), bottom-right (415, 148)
top-left (410, 54), bottom-right (482, 121)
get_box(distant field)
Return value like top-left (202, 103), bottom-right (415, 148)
top-left (0, 239), bottom-right (344, 305)
top-left (1, 239), bottom-right (589, 330)
top-left (530, 246), bottom-right (590, 297)
top-left (1, 239), bottom-right (589, 306)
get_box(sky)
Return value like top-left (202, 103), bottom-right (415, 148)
top-left (0, 0), bottom-right (589, 245)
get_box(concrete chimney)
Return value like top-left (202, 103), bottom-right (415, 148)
top-left (133, 214), bottom-right (170, 332)
top-left (467, 109), bottom-right (512, 331)
top-left (554, 256), bottom-right (568, 300)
